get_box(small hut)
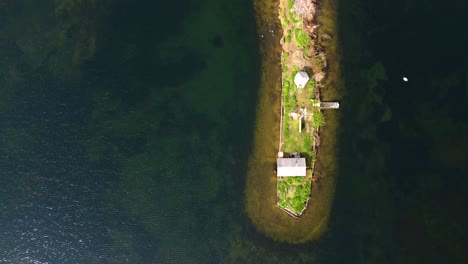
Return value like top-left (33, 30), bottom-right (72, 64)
top-left (277, 158), bottom-right (307, 177)
top-left (294, 71), bottom-right (310, 88)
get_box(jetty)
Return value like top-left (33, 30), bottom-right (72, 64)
top-left (313, 101), bottom-right (340, 109)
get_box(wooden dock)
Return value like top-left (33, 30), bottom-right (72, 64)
top-left (312, 101), bottom-right (340, 109)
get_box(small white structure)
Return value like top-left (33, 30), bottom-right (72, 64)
top-left (294, 71), bottom-right (310, 88)
top-left (403, 77), bottom-right (408, 82)
top-left (277, 158), bottom-right (307, 177)
top-left (320, 102), bottom-right (340, 109)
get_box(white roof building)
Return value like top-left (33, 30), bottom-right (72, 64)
top-left (277, 158), bottom-right (307, 177)
top-left (294, 71), bottom-right (310, 88)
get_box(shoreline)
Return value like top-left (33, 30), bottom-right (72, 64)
top-left (245, 0), bottom-right (341, 244)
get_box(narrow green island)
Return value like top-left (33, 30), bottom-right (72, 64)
top-left (275, 0), bottom-right (339, 217)
top-left (246, 0), bottom-right (339, 243)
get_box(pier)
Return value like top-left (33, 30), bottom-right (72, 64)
top-left (312, 101), bottom-right (340, 109)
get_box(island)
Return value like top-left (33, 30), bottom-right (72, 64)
top-left (245, 0), bottom-right (340, 243)
top-left (275, 0), bottom-right (339, 217)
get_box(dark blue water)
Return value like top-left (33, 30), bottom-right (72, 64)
top-left (322, 0), bottom-right (468, 263)
top-left (0, 0), bottom-right (262, 263)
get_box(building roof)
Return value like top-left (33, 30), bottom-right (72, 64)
top-left (294, 71), bottom-right (310, 88)
top-left (277, 158), bottom-right (307, 177)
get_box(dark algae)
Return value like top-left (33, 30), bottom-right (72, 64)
top-left (320, 0), bottom-right (468, 263)
top-left (247, 0), bottom-right (468, 261)
top-left (0, 0), bottom-right (262, 262)
top-left (0, 0), bottom-right (467, 263)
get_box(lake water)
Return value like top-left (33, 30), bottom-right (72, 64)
top-left (0, 0), bottom-right (261, 263)
top-left (0, 0), bottom-right (466, 263)
top-left (321, 0), bottom-right (468, 263)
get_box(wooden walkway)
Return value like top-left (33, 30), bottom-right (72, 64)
top-left (312, 101), bottom-right (340, 109)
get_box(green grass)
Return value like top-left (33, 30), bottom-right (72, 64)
top-left (281, 11), bottom-right (290, 27)
top-left (277, 176), bottom-right (312, 215)
top-left (289, 11), bottom-right (300, 24)
top-left (281, 53), bottom-right (290, 72)
top-left (305, 78), bottom-right (316, 95)
top-left (284, 91), bottom-right (296, 115)
top-left (282, 61), bottom-right (298, 115)
top-left (289, 69), bottom-right (298, 88)
top-left (294, 28), bottom-right (309, 48)
top-left (287, 0), bottom-right (301, 24)
top-left (283, 124), bottom-right (314, 157)
top-left (287, 0), bottom-right (301, 23)
top-left (312, 109), bottom-right (326, 129)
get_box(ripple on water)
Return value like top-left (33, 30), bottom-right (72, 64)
top-left (0, 169), bottom-right (120, 263)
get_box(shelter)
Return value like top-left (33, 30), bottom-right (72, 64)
top-left (277, 158), bottom-right (307, 177)
top-left (294, 71), bottom-right (310, 88)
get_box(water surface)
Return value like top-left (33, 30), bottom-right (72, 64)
top-left (1, 0), bottom-right (466, 263)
